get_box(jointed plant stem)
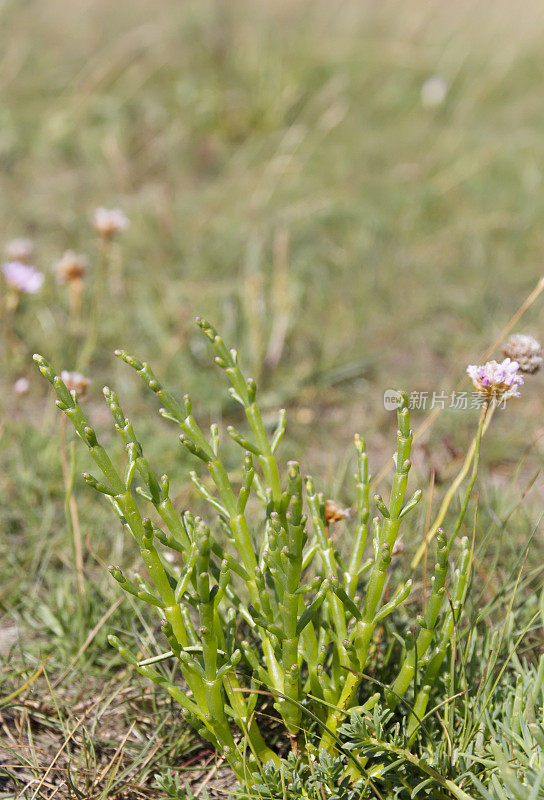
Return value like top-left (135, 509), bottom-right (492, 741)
top-left (320, 395), bottom-right (414, 751)
top-left (34, 319), bottom-right (508, 792)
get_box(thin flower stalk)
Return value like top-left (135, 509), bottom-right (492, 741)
top-left (59, 372), bottom-right (91, 615)
top-left (392, 402), bottom-right (487, 717)
top-left (1, 261), bottom-right (44, 365)
top-left (60, 416), bottom-right (85, 603)
top-left (78, 237), bottom-right (111, 371)
top-left (411, 401), bottom-right (493, 568)
top-left (54, 251), bottom-right (88, 319)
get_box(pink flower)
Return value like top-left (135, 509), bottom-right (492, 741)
top-left (5, 238), bottom-right (34, 264)
top-left (467, 358), bottom-right (523, 402)
top-left (54, 250), bottom-right (88, 283)
top-left (93, 208), bottom-right (129, 237)
top-left (14, 377), bottom-right (30, 396)
top-left (2, 261), bottom-right (44, 293)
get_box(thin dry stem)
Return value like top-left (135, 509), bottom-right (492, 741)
top-left (68, 277), bottom-right (83, 320)
top-left (60, 415), bottom-right (85, 597)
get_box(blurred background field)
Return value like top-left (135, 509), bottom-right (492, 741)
top-left (2, 0), bottom-right (544, 796)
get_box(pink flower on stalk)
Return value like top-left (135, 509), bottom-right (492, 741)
top-left (2, 261), bottom-right (44, 293)
top-left (54, 250), bottom-right (88, 283)
top-left (93, 207), bottom-right (129, 238)
top-left (5, 238), bottom-right (34, 263)
top-left (466, 358), bottom-right (523, 402)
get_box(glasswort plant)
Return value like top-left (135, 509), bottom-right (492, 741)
top-left (33, 319), bottom-right (517, 792)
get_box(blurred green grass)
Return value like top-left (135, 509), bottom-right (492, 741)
top-left (3, 0), bottom-right (544, 380)
top-left (2, 1), bottom-right (544, 793)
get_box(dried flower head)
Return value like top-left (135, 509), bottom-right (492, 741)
top-left (13, 377), bottom-right (30, 396)
top-left (61, 370), bottom-right (90, 398)
top-left (93, 207), bottom-right (129, 238)
top-left (466, 358), bottom-right (523, 402)
top-left (324, 500), bottom-right (350, 524)
top-left (503, 334), bottom-right (543, 374)
top-left (5, 237), bottom-right (35, 263)
top-left (2, 261), bottom-right (44, 293)
top-left (421, 76), bottom-right (448, 108)
top-left (54, 250), bottom-right (89, 284)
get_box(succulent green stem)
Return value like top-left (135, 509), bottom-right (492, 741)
top-left (407, 537), bottom-right (471, 742)
top-left (320, 394), bottom-right (413, 751)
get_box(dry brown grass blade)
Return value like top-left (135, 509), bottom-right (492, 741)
top-left (0, 659), bottom-right (49, 707)
top-left (195, 762), bottom-right (218, 797)
top-left (96, 719), bottom-right (136, 784)
top-left (28, 695), bottom-right (104, 800)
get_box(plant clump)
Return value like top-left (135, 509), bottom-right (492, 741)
top-left (34, 319), bottom-right (541, 798)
